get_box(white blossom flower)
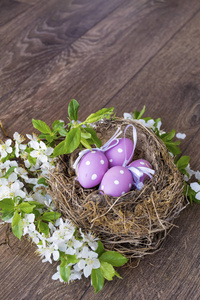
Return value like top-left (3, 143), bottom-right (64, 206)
top-left (176, 133), bottom-right (186, 139)
top-left (23, 213), bottom-right (36, 235)
top-left (14, 167), bottom-right (29, 181)
top-left (26, 133), bottom-right (38, 142)
top-left (190, 182), bottom-right (200, 200)
top-left (29, 140), bottom-right (53, 164)
top-left (184, 164), bottom-right (196, 181)
top-left (36, 239), bottom-right (59, 264)
top-left (195, 170), bottom-right (200, 181)
top-left (77, 246), bottom-right (100, 278)
top-left (0, 139), bottom-right (13, 158)
top-left (123, 113), bottom-right (133, 120)
top-left (13, 132), bottom-right (26, 157)
top-left (80, 229), bottom-right (98, 250)
top-left (48, 219), bottom-right (76, 252)
top-left (28, 230), bottom-right (43, 244)
top-left (52, 266), bottom-right (64, 282)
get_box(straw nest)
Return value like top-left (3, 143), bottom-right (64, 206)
top-left (49, 118), bottom-right (185, 258)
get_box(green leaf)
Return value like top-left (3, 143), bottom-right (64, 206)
top-left (28, 154), bottom-right (37, 165)
top-left (37, 177), bottom-right (48, 186)
top-left (19, 202), bottom-right (35, 213)
top-left (95, 240), bottom-right (105, 257)
top-left (52, 120), bottom-right (64, 130)
top-left (91, 268), bottom-right (104, 293)
top-left (64, 127), bottom-right (81, 153)
top-left (100, 261), bottom-right (115, 281)
top-left (100, 251), bottom-right (128, 267)
top-left (137, 106), bottom-right (146, 120)
top-left (84, 127), bottom-right (102, 148)
top-left (164, 142), bottom-right (181, 155)
top-left (53, 140), bottom-right (66, 156)
top-left (85, 107), bottom-right (114, 124)
top-left (52, 120), bottom-right (67, 136)
top-left (32, 119), bottom-right (52, 134)
top-left (41, 211), bottom-right (61, 222)
top-left (11, 211), bottom-right (23, 240)
top-left (38, 221), bottom-right (49, 235)
top-left (4, 167), bottom-right (17, 179)
top-left (1, 210), bottom-right (14, 221)
top-left (81, 131), bottom-right (92, 139)
top-left (68, 99), bottom-right (79, 121)
top-left (53, 127), bottom-right (81, 156)
top-left (114, 270), bottom-right (122, 279)
top-left (29, 201), bottom-right (44, 209)
top-left (58, 127), bottom-right (68, 137)
top-left (176, 156), bottom-right (190, 170)
top-left (66, 254), bottom-right (79, 264)
top-left (161, 129), bottom-right (176, 142)
top-left (0, 198), bottom-right (14, 211)
top-left (80, 137), bottom-right (92, 149)
top-left (60, 259), bottom-right (71, 282)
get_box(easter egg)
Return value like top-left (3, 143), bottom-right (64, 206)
top-left (99, 166), bottom-right (133, 197)
top-left (77, 151), bottom-right (108, 188)
top-left (128, 159), bottom-right (152, 183)
top-left (105, 138), bottom-right (134, 168)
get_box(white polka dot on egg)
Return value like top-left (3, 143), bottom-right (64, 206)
top-left (114, 180), bottom-right (119, 185)
top-left (129, 183), bottom-right (132, 188)
top-left (91, 174), bottom-right (97, 180)
top-left (102, 185), bottom-right (104, 189)
top-left (118, 148), bottom-right (123, 153)
top-left (140, 162), bottom-right (145, 165)
top-left (100, 160), bottom-right (104, 164)
top-left (121, 191), bottom-right (125, 195)
top-left (85, 161), bottom-right (90, 165)
top-left (120, 170), bottom-right (124, 174)
top-left (109, 159), bottom-right (113, 162)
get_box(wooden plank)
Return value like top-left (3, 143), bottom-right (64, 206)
top-left (0, 0), bottom-right (31, 27)
top-left (1, 0), bottom-right (200, 137)
top-left (0, 225), bottom-right (90, 300)
top-left (106, 9), bottom-right (200, 153)
top-left (0, 0), bottom-right (125, 97)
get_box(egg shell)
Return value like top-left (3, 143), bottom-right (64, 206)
top-left (128, 159), bottom-right (152, 183)
top-left (99, 166), bottom-right (133, 197)
top-left (77, 151), bottom-right (108, 188)
top-left (105, 138), bottom-right (134, 168)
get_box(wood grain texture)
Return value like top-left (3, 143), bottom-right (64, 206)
top-left (0, 0), bottom-right (200, 299)
top-left (0, 0), bottom-right (124, 96)
top-left (1, 0), bottom-right (200, 136)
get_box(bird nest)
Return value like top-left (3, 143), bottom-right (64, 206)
top-left (48, 118), bottom-right (185, 258)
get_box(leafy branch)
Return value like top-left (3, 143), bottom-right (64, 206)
top-left (32, 99), bottom-right (114, 157)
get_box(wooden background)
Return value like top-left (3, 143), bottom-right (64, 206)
top-left (0, 0), bottom-right (200, 299)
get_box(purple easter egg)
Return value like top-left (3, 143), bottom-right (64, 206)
top-left (128, 159), bottom-right (152, 183)
top-left (78, 151), bottom-right (108, 188)
top-left (99, 166), bottom-right (133, 197)
top-left (105, 138), bottom-right (134, 168)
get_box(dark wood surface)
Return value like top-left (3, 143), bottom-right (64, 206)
top-left (0, 0), bottom-right (200, 299)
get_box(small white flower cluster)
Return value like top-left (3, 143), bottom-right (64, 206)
top-left (123, 113), bottom-right (163, 134)
top-left (0, 132), bottom-right (100, 283)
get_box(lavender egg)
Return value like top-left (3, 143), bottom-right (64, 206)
top-left (99, 166), bottom-right (133, 197)
top-left (128, 159), bottom-right (152, 183)
top-left (77, 151), bottom-right (108, 188)
top-left (105, 138), bottom-right (134, 168)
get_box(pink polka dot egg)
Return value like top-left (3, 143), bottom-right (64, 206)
top-left (77, 150), bottom-right (108, 188)
top-left (99, 166), bottom-right (133, 197)
top-left (128, 159), bottom-right (152, 184)
top-left (105, 138), bottom-right (134, 168)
